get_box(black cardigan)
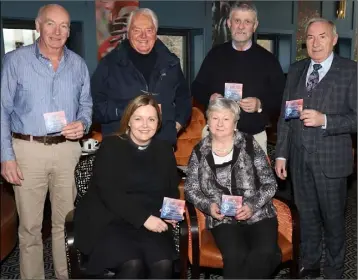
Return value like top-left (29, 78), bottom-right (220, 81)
top-left (74, 135), bottom-right (179, 255)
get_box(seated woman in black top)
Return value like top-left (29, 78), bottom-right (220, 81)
top-left (74, 95), bottom-right (180, 278)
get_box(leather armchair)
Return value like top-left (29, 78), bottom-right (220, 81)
top-left (181, 196), bottom-right (300, 279)
top-left (175, 107), bottom-right (206, 166)
top-left (65, 107), bottom-right (206, 278)
top-left (64, 154), bottom-right (189, 279)
top-left (0, 182), bottom-right (18, 261)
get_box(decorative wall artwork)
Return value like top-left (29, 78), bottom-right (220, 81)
top-left (95, 0), bottom-right (139, 60)
top-left (212, 1), bottom-right (232, 47)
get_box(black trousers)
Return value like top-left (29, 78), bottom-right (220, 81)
top-left (290, 146), bottom-right (347, 279)
top-left (211, 217), bottom-right (281, 279)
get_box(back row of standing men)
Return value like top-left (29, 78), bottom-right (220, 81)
top-left (1, 1), bottom-right (356, 279)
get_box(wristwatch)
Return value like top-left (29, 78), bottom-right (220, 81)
top-left (79, 120), bottom-right (87, 132)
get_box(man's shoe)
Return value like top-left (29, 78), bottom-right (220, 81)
top-left (298, 266), bottom-right (321, 278)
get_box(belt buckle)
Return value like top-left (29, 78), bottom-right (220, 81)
top-left (43, 136), bottom-right (52, 146)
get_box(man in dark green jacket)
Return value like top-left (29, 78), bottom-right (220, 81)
top-left (91, 8), bottom-right (191, 145)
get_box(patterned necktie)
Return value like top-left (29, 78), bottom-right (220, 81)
top-left (306, 64), bottom-right (322, 91)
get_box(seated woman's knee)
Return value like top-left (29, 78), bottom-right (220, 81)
top-left (223, 250), bottom-right (247, 264)
top-left (116, 259), bottom-right (145, 278)
top-left (149, 259), bottom-right (173, 279)
top-left (251, 246), bottom-right (281, 262)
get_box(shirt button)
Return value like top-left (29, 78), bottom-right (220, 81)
top-left (49, 64), bottom-right (52, 67)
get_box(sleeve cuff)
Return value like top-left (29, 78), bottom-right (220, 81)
top-left (276, 157), bottom-right (286, 161)
top-left (78, 118), bottom-right (90, 134)
top-left (321, 114), bottom-right (327, 129)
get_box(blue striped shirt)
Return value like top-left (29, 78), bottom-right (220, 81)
top-left (1, 42), bottom-right (93, 162)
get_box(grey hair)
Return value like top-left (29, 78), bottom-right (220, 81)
top-left (127, 8), bottom-right (159, 33)
top-left (305, 17), bottom-right (337, 37)
top-left (206, 98), bottom-right (241, 122)
top-left (35, 4), bottom-right (71, 25)
top-left (229, 1), bottom-right (258, 22)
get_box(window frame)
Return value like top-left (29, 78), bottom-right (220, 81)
top-left (255, 33), bottom-right (279, 58)
top-left (157, 27), bottom-right (191, 82)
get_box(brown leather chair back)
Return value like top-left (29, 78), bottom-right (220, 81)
top-left (185, 198), bottom-right (296, 269)
top-left (175, 107), bottom-right (206, 166)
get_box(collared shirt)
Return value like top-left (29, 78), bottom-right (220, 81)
top-left (1, 42), bottom-right (93, 162)
top-left (305, 52), bottom-right (334, 84)
top-left (305, 52), bottom-right (334, 129)
top-left (232, 40), bottom-right (252, 51)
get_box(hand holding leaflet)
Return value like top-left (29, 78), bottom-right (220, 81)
top-left (220, 194), bottom-right (243, 216)
top-left (224, 83), bottom-right (243, 102)
top-left (285, 99), bottom-right (303, 120)
top-left (43, 111), bottom-right (67, 134)
top-left (160, 197), bottom-right (185, 221)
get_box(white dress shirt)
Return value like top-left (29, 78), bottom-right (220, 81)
top-left (232, 40), bottom-right (252, 51)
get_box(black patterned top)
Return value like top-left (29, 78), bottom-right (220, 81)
top-left (184, 132), bottom-right (277, 229)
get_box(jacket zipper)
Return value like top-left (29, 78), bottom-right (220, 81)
top-left (139, 72), bottom-right (149, 92)
top-left (136, 61), bottom-right (178, 94)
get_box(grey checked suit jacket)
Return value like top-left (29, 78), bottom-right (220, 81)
top-left (275, 54), bottom-right (357, 178)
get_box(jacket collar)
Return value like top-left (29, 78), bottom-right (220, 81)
top-left (294, 54), bottom-right (342, 84)
top-left (114, 38), bottom-right (179, 69)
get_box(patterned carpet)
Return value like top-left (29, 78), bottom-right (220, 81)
top-left (1, 180), bottom-right (356, 279)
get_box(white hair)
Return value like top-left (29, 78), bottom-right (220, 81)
top-left (206, 98), bottom-right (241, 122)
top-left (305, 17), bottom-right (337, 37)
top-left (229, 1), bottom-right (258, 22)
top-left (127, 8), bottom-right (159, 34)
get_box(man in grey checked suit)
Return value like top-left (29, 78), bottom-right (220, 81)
top-left (275, 18), bottom-right (356, 279)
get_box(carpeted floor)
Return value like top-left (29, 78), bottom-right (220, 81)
top-left (1, 180), bottom-right (356, 279)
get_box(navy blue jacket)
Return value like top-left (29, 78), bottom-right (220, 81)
top-left (91, 39), bottom-right (192, 145)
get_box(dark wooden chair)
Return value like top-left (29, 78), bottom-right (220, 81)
top-left (64, 154), bottom-right (189, 279)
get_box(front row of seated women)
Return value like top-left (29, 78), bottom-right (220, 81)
top-left (74, 95), bottom-right (281, 279)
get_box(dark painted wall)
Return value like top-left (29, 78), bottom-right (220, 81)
top-left (1, 1), bottom-right (356, 76)
top-left (0, 1), bottom-right (97, 74)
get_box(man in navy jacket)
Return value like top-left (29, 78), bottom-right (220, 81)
top-left (91, 8), bottom-right (191, 145)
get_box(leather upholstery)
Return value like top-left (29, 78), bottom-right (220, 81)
top-left (178, 180), bottom-right (185, 200)
top-left (91, 131), bottom-right (103, 142)
top-left (186, 198), bottom-right (295, 270)
top-left (175, 107), bottom-right (206, 166)
top-left (0, 184), bottom-right (18, 261)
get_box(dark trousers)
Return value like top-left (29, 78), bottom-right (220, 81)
top-left (211, 217), bottom-right (281, 279)
top-left (290, 146), bottom-right (347, 279)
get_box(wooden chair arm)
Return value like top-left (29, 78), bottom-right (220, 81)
top-left (273, 195), bottom-right (300, 269)
top-left (185, 201), bottom-right (201, 268)
top-left (179, 214), bottom-right (189, 279)
top-left (64, 210), bottom-right (82, 279)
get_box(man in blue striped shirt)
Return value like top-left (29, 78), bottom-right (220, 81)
top-left (1, 4), bottom-right (92, 279)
